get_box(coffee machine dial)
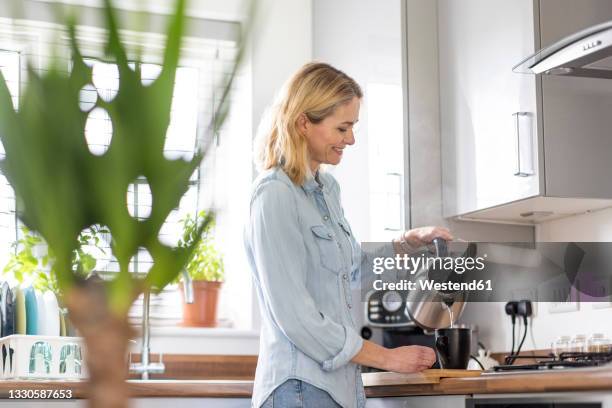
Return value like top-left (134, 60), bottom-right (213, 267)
top-left (364, 290), bottom-right (415, 328)
top-left (382, 291), bottom-right (402, 312)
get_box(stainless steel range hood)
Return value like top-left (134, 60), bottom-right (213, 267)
top-left (514, 20), bottom-right (612, 78)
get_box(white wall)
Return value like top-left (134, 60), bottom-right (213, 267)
top-left (463, 209), bottom-right (612, 353)
top-left (251, 0), bottom-right (312, 139)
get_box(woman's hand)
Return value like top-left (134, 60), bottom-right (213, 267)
top-left (384, 345), bottom-right (437, 373)
top-left (394, 226), bottom-right (453, 253)
top-left (352, 340), bottom-right (436, 373)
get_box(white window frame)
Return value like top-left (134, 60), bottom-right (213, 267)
top-left (0, 17), bottom-right (257, 338)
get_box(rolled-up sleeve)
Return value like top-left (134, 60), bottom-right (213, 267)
top-left (321, 325), bottom-right (363, 371)
top-left (247, 180), bottom-right (363, 371)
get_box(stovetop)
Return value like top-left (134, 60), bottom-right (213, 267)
top-left (483, 351), bottom-right (612, 375)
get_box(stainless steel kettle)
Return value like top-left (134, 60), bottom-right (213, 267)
top-left (404, 238), bottom-right (473, 330)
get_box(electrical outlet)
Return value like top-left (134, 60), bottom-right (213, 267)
top-left (592, 302), bottom-right (612, 310)
top-left (510, 289), bottom-right (538, 317)
top-left (587, 276), bottom-right (612, 309)
top-left (549, 301), bottom-right (579, 313)
top-left (548, 284), bottom-right (580, 313)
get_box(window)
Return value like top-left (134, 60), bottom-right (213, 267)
top-left (79, 59), bottom-right (201, 275)
top-left (0, 22), bottom-right (253, 330)
top-left (77, 48), bottom-right (251, 329)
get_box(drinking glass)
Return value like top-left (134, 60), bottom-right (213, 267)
top-left (60, 343), bottom-right (82, 377)
top-left (29, 341), bottom-right (52, 375)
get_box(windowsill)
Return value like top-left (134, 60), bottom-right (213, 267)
top-left (133, 326), bottom-right (261, 355)
top-left (149, 326), bottom-right (259, 338)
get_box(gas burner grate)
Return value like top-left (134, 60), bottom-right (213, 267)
top-left (557, 351), bottom-right (612, 363)
top-left (493, 351), bottom-right (612, 372)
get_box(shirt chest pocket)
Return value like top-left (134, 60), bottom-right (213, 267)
top-left (310, 225), bottom-right (343, 274)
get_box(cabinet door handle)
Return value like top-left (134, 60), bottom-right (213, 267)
top-left (512, 112), bottom-right (534, 177)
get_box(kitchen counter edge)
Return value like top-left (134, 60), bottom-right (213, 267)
top-left (1, 367), bottom-right (612, 399)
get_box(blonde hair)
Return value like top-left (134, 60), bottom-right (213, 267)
top-left (255, 62), bottom-right (363, 185)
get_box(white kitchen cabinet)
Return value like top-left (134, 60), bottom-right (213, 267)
top-left (439, 0), bottom-right (540, 218)
top-left (130, 398), bottom-right (250, 407)
top-left (366, 395), bottom-right (466, 407)
top-left (439, 0), bottom-right (612, 223)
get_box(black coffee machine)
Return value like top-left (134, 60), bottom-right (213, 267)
top-left (362, 288), bottom-right (436, 348)
top-left (361, 289), bottom-right (479, 372)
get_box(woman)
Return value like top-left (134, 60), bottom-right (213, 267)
top-left (244, 62), bottom-right (452, 408)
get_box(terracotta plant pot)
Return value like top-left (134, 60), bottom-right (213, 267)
top-left (179, 280), bottom-right (222, 327)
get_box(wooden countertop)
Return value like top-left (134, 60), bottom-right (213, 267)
top-left (365, 366), bottom-right (612, 398)
top-left (0, 379), bottom-right (254, 399)
top-left (126, 380), bottom-right (254, 398)
top-left (2, 366), bottom-right (612, 399)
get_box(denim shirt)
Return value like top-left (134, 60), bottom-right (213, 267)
top-left (244, 167), bottom-right (368, 408)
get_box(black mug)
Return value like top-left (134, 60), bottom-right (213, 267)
top-left (434, 328), bottom-right (471, 369)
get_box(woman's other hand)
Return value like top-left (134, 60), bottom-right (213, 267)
top-left (351, 340), bottom-right (436, 373)
top-left (384, 345), bottom-right (437, 373)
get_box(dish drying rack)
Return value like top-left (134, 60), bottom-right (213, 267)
top-left (0, 335), bottom-right (87, 380)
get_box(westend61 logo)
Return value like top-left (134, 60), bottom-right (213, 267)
top-left (372, 253), bottom-right (487, 275)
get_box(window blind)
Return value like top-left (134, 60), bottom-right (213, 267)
top-left (0, 50), bottom-right (20, 269)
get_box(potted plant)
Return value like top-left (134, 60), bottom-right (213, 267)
top-left (3, 225), bottom-right (109, 295)
top-left (176, 211), bottom-right (224, 327)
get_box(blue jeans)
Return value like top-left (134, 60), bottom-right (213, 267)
top-left (260, 379), bottom-right (341, 407)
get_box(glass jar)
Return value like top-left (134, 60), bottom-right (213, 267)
top-left (587, 333), bottom-right (611, 353)
top-left (570, 334), bottom-right (588, 353)
top-left (552, 335), bottom-right (571, 357)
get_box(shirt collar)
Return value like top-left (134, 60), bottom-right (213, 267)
top-left (302, 170), bottom-right (324, 193)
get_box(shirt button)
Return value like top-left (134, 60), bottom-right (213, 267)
top-left (327, 233), bottom-right (333, 238)
top-left (343, 274), bottom-right (348, 280)
top-left (323, 215), bottom-right (329, 221)
top-left (347, 303), bottom-right (352, 309)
